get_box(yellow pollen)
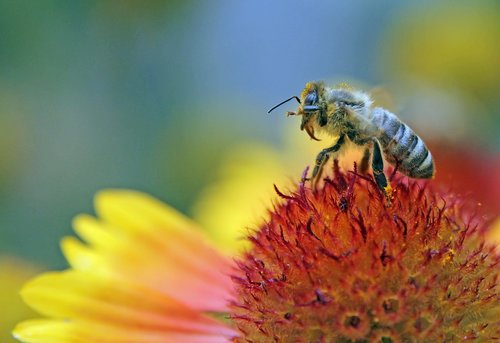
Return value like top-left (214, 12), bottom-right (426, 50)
top-left (336, 82), bottom-right (353, 90)
top-left (301, 82), bottom-right (320, 99)
top-left (384, 184), bottom-right (394, 200)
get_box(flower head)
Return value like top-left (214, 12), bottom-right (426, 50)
top-left (231, 165), bottom-right (499, 341)
top-left (14, 166), bottom-right (499, 342)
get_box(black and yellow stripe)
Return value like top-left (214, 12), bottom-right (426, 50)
top-left (371, 108), bottom-right (434, 179)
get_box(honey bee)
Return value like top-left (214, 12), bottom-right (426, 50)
top-left (268, 81), bottom-right (435, 198)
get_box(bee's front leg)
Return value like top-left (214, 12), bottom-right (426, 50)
top-left (310, 135), bottom-right (346, 189)
top-left (372, 139), bottom-right (393, 203)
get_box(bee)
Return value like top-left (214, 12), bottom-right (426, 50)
top-left (268, 81), bottom-right (435, 198)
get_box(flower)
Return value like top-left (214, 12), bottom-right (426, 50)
top-left (231, 165), bottom-right (499, 341)
top-left (14, 190), bottom-right (237, 343)
top-left (15, 167), bottom-right (499, 342)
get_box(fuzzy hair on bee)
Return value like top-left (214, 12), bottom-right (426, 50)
top-left (269, 81), bottom-right (435, 200)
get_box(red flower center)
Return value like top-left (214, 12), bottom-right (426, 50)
top-left (231, 164), bottom-right (498, 342)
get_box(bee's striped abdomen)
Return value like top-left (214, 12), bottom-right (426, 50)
top-left (371, 108), bottom-right (434, 179)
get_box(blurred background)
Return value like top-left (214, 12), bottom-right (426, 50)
top-left (0, 0), bottom-right (499, 340)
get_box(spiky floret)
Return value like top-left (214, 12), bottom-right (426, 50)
top-left (231, 164), bottom-right (499, 342)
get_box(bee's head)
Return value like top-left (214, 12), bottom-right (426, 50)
top-left (300, 82), bottom-right (321, 113)
top-left (267, 81), bottom-right (324, 141)
top-left (297, 82), bottom-right (324, 140)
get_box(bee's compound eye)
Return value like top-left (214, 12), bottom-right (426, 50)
top-left (304, 92), bottom-right (318, 106)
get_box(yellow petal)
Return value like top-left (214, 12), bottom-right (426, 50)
top-left (59, 190), bottom-right (234, 312)
top-left (94, 190), bottom-right (230, 273)
top-left (19, 271), bottom-right (236, 339)
top-left (16, 190), bottom-right (238, 342)
top-left (192, 143), bottom-right (290, 254)
top-left (14, 319), bottom-right (233, 343)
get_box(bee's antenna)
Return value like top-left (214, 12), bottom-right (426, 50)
top-left (268, 96), bottom-right (301, 114)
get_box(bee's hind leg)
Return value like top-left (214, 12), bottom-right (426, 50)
top-left (311, 135), bottom-right (346, 189)
top-left (350, 135), bottom-right (372, 174)
top-left (359, 146), bottom-right (372, 175)
top-left (372, 139), bottom-right (393, 202)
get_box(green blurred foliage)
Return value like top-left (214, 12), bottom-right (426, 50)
top-left (0, 257), bottom-right (40, 342)
top-left (153, 104), bottom-right (267, 210)
top-left (379, 1), bottom-right (500, 147)
top-left (382, 3), bottom-right (499, 101)
top-left (0, 90), bottom-right (29, 195)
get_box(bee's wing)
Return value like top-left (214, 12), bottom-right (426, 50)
top-left (369, 86), bottom-right (396, 112)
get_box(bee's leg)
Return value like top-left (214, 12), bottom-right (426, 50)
top-left (359, 145), bottom-right (372, 175)
top-left (350, 135), bottom-right (372, 174)
top-left (311, 135), bottom-right (346, 188)
top-left (372, 139), bottom-right (393, 201)
top-left (311, 154), bottom-right (330, 190)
